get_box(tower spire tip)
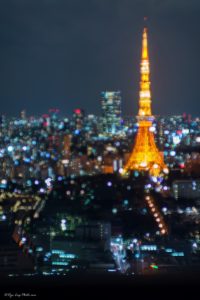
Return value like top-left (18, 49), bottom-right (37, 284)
top-left (143, 16), bottom-right (148, 31)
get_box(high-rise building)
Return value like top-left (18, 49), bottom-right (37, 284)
top-left (172, 179), bottom-right (200, 200)
top-left (123, 27), bottom-right (167, 177)
top-left (20, 110), bottom-right (26, 120)
top-left (63, 135), bottom-right (71, 159)
top-left (72, 108), bottom-right (85, 132)
top-left (100, 91), bottom-right (122, 135)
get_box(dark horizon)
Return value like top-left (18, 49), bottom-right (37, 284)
top-left (0, 0), bottom-right (200, 117)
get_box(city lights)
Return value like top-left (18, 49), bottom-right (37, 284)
top-left (0, 15), bottom-right (199, 286)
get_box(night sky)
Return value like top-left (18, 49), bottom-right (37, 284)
top-left (0, 0), bottom-right (200, 117)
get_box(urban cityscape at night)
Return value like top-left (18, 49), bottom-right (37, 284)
top-left (1, 0), bottom-right (200, 298)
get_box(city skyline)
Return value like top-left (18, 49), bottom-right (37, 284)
top-left (0, 0), bottom-right (200, 116)
top-left (1, 1), bottom-right (200, 294)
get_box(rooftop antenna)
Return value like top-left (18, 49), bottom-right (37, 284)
top-left (144, 16), bottom-right (148, 28)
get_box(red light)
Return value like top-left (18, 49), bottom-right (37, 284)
top-left (49, 108), bottom-right (59, 113)
top-left (74, 109), bottom-right (81, 115)
top-left (42, 114), bottom-right (49, 118)
top-left (182, 112), bottom-right (186, 118)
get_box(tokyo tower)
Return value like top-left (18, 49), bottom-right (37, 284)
top-left (123, 27), bottom-right (167, 177)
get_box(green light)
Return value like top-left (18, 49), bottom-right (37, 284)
top-left (150, 264), bottom-right (158, 269)
top-left (84, 199), bottom-right (90, 205)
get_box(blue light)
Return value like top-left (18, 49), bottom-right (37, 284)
top-left (171, 252), bottom-right (184, 257)
top-left (170, 150), bottom-right (176, 157)
top-left (52, 262), bottom-right (68, 266)
top-left (165, 248), bottom-right (173, 253)
top-left (7, 146), bottom-right (14, 152)
top-left (134, 171), bottom-right (139, 177)
top-left (26, 180), bottom-right (32, 186)
top-left (24, 158), bottom-right (31, 163)
top-left (0, 184), bottom-right (6, 189)
top-left (58, 123), bottom-right (64, 129)
top-left (151, 176), bottom-right (157, 183)
top-left (36, 247), bottom-right (43, 252)
top-left (74, 129), bottom-right (80, 135)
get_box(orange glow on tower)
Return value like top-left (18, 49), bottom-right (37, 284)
top-left (123, 27), bottom-right (167, 177)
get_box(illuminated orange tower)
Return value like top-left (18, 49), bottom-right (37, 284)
top-left (123, 27), bottom-right (167, 177)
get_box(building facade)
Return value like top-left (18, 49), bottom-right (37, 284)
top-left (100, 91), bottom-right (122, 135)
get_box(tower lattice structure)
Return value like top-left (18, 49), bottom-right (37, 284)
top-left (123, 27), bottom-right (167, 177)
